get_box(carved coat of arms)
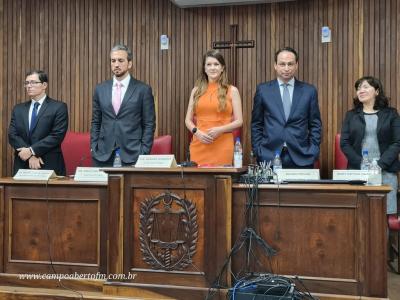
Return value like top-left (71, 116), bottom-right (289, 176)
top-left (139, 192), bottom-right (198, 271)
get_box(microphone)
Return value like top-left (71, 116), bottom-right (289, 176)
top-left (181, 134), bottom-right (197, 167)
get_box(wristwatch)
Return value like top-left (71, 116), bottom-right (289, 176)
top-left (192, 127), bottom-right (198, 134)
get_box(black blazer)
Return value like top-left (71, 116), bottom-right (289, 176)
top-left (8, 96), bottom-right (68, 176)
top-left (340, 107), bottom-right (400, 172)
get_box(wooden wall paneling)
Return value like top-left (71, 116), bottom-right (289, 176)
top-left (2, 1), bottom-right (10, 176)
top-left (75, 0), bottom-right (81, 130)
top-left (5, 0), bottom-right (14, 174)
top-left (388, 0), bottom-right (396, 109)
top-left (80, 0), bottom-right (87, 130)
top-left (323, 0), bottom-right (332, 176)
top-left (0, 0), bottom-right (3, 176)
top-left (152, 0), bottom-right (157, 134)
top-left (295, 1), bottom-right (303, 74)
top-left (79, 0), bottom-right (86, 122)
top-left (247, 6), bottom-right (256, 160)
top-left (379, 0), bottom-right (386, 82)
top-left (178, 6), bottom-right (185, 152)
top-left (363, 0), bottom-right (400, 117)
top-left (339, 0), bottom-right (346, 132)
top-left (313, 1), bottom-right (326, 168)
top-left (73, 0), bottom-right (79, 131)
top-left (165, 0), bottom-right (172, 138)
top-left (330, 0), bottom-right (338, 177)
top-left (397, 0), bottom-right (400, 110)
top-left (15, 0), bottom-right (21, 122)
top-left (380, 0), bottom-right (387, 96)
top-left (48, 0), bottom-right (55, 100)
top-left (171, 1), bottom-right (179, 151)
top-left (357, 0), bottom-right (363, 83)
top-left (240, 6), bottom-right (254, 160)
top-left (317, 0), bottom-right (325, 161)
top-left (62, 0), bottom-right (70, 124)
top-left (373, 0), bottom-right (379, 76)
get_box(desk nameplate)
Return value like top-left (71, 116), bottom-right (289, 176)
top-left (276, 169), bottom-right (320, 181)
top-left (332, 170), bottom-right (369, 181)
top-left (13, 169), bottom-right (56, 181)
top-left (135, 155), bottom-right (177, 168)
top-left (74, 167), bottom-right (108, 182)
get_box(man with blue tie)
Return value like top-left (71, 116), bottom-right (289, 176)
top-left (8, 70), bottom-right (68, 175)
top-left (251, 47), bottom-right (322, 168)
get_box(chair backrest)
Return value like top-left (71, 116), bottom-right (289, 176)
top-left (335, 133), bottom-right (348, 169)
top-left (61, 131), bottom-right (92, 175)
top-left (150, 135), bottom-right (172, 154)
top-left (314, 159), bottom-right (320, 169)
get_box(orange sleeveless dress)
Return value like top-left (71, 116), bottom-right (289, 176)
top-left (190, 83), bottom-right (234, 166)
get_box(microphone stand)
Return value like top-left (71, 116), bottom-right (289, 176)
top-left (181, 135), bottom-right (197, 167)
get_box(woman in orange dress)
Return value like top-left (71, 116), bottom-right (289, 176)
top-left (185, 49), bottom-right (243, 166)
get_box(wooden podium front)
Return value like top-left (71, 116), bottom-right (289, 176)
top-left (0, 173), bottom-right (390, 299)
top-left (0, 178), bottom-right (108, 275)
top-left (232, 183), bottom-right (390, 298)
top-left (103, 167), bottom-right (243, 299)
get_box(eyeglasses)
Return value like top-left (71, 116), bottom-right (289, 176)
top-left (23, 81), bottom-right (43, 87)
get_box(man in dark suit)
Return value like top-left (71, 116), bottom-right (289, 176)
top-left (90, 44), bottom-right (155, 166)
top-left (251, 47), bottom-right (322, 168)
top-left (8, 70), bottom-right (68, 175)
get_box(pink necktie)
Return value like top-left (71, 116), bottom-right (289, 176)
top-left (112, 82), bottom-right (122, 114)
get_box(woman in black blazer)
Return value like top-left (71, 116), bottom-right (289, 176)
top-left (340, 76), bottom-right (400, 223)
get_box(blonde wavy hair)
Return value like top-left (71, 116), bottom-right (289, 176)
top-left (193, 49), bottom-right (230, 112)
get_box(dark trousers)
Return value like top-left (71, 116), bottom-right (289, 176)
top-left (281, 147), bottom-right (314, 169)
top-left (92, 150), bottom-right (133, 167)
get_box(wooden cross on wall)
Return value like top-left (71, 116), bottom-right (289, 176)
top-left (212, 24), bottom-right (255, 85)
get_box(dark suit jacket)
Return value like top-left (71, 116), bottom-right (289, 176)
top-left (251, 79), bottom-right (322, 166)
top-left (90, 75), bottom-right (156, 164)
top-left (340, 107), bottom-right (400, 172)
top-left (8, 96), bottom-right (68, 176)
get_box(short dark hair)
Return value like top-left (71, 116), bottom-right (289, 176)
top-left (353, 76), bottom-right (389, 110)
top-left (111, 43), bottom-right (133, 61)
top-left (274, 47), bottom-right (299, 63)
top-left (26, 70), bottom-right (48, 83)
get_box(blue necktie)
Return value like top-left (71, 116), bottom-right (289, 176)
top-left (282, 83), bottom-right (291, 121)
top-left (30, 102), bottom-right (40, 132)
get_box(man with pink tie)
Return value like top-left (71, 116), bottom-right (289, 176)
top-left (90, 44), bottom-right (156, 167)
